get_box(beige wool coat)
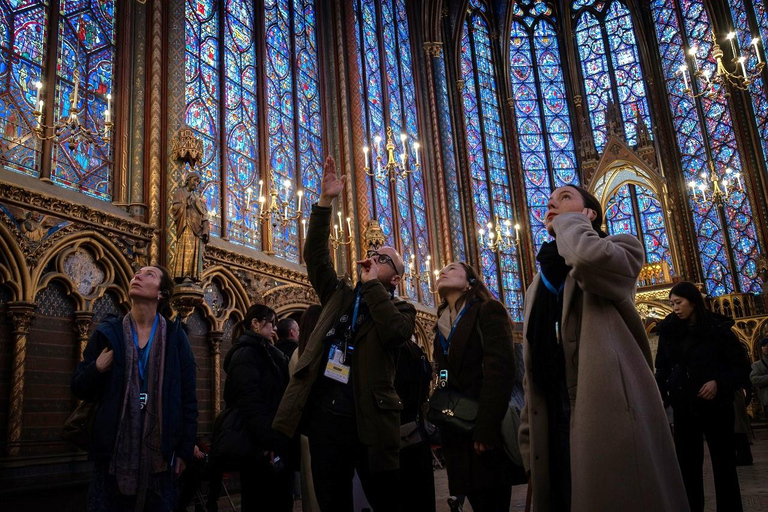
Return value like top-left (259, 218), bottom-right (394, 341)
top-left (519, 213), bottom-right (689, 512)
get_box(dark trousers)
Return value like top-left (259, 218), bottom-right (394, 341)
top-left (240, 459), bottom-right (294, 512)
top-left (175, 457), bottom-right (223, 512)
top-left (307, 409), bottom-right (399, 512)
top-left (466, 485), bottom-right (512, 512)
top-left (399, 440), bottom-right (435, 512)
top-left (674, 404), bottom-right (742, 512)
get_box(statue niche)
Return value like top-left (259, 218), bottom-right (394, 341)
top-left (170, 128), bottom-right (210, 284)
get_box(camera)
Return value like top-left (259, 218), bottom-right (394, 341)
top-left (269, 453), bottom-right (285, 473)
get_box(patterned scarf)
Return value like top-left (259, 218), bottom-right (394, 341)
top-left (110, 313), bottom-right (167, 510)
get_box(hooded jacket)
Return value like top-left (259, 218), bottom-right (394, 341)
top-left (70, 316), bottom-right (198, 462)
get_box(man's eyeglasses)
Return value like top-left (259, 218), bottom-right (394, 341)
top-left (366, 250), bottom-right (399, 275)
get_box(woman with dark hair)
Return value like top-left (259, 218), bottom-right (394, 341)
top-left (432, 261), bottom-right (517, 511)
top-left (71, 265), bottom-right (198, 511)
top-left (519, 185), bottom-right (688, 512)
top-left (655, 281), bottom-right (747, 511)
top-left (223, 304), bottom-right (294, 511)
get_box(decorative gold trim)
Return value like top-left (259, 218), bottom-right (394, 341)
top-left (148, 0), bottom-right (163, 262)
top-left (0, 181), bottom-right (155, 241)
top-left (205, 245), bottom-right (310, 286)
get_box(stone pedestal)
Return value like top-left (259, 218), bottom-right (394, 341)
top-left (170, 278), bottom-right (204, 321)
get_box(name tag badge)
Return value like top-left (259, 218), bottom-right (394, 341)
top-left (139, 392), bottom-right (148, 410)
top-left (324, 345), bottom-right (351, 384)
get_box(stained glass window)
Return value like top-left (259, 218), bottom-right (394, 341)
top-left (573, 1), bottom-right (651, 152)
top-left (462, 2), bottom-right (524, 320)
top-left (185, 0), bottom-right (322, 261)
top-left (509, 8), bottom-right (578, 253)
top-left (652, 0), bottom-right (761, 295)
top-left (224, 0), bottom-right (259, 249)
top-left (433, 50), bottom-right (466, 262)
top-left (0, 0), bottom-right (48, 178)
top-left (49, 0), bottom-right (116, 199)
top-left (605, 183), bottom-right (673, 271)
top-left (728, 0), bottom-right (768, 185)
top-left (185, 0), bottom-right (220, 232)
top-left (354, 0), bottom-right (433, 305)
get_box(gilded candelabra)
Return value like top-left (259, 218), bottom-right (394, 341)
top-left (687, 160), bottom-right (744, 207)
top-left (29, 69), bottom-right (113, 150)
top-left (478, 216), bottom-right (520, 253)
top-left (249, 168), bottom-right (303, 228)
top-left (678, 30), bottom-right (765, 99)
top-left (363, 127), bottom-right (421, 182)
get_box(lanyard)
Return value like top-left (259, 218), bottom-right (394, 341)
top-left (349, 289), bottom-right (362, 336)
top-left (438, 305), bottom-right (469, 356)
top-left (131, 314), bottom-right (160, 393)
top-left (540, 271), bottom-right (565, 296)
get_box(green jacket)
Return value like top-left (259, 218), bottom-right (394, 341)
top-left (272, 204), bottom-right (416, 471)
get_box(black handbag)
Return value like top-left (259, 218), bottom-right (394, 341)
top-left (427, 388), bottom-right (479, 435)
top-left (61, 400), bottom-right (97, 451)
top-left (209, 407), bottom-right (258, 471)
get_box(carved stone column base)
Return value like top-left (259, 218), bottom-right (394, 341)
top-left (171, 278), bottom-right (205, 321)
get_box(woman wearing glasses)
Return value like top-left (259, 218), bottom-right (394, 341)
top-left (433, 262), bottom-right (518, 512)
top-left (222, 304), bottom-right (295, 511)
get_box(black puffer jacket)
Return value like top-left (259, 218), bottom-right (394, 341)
top-left (223, 330), bottom-right (291, 454)
top-left (655, 312), bottom-right (749, 413)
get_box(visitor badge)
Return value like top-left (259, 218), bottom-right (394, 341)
top-left (324, 345), bottom-right (351, 384)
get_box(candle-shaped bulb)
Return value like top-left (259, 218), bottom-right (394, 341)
top-left (739, 56), bottom-right (748, 76)
top-left (688, 46), bottom-right (697, 56)
top-left (346, 216), bottom-right (352, 237)
top-left (34, 80), bottom-right (42, 109)
top-left (374, 135), bottom-right (382, 149)
top-left (753, 37), bottom-right (762, 64)
top-left (400, 133), bottom-right (407, 143)
top-left (301, 218), bottom-right (307, 237)
top-left (727, 32), bottom-right (735, 40)
top-left (363, 146), bottom-right (370, 168)
top-left (413, 142), bottom-right (420, 165)
top-left (247, 187), bottom-right (253, 205)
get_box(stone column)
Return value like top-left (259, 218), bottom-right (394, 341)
top-left (209, 330), bottom-right (223, 417)
top-left (6, 302), bottom-right (35, 457)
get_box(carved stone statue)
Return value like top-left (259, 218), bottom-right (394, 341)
top-left (171, 171), bottom-right (210, 282)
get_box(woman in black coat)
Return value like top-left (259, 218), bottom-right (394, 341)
top-left (432, 262), bottom-right (517, 512)
top-left (71, 265), bottom-right (198, 512)
top-left (655, 281), bottom-right (747, 512)
top-left (222, 304), bottom-right (293, 512)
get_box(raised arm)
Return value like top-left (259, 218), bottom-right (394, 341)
top-left (552, 213), bottom-right (644, 301)
top-left (304, 156), bottom-right (346, 304)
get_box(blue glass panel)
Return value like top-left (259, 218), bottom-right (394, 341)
top-left (462, 15), bottom-right (523, 320)
top-left (605, 184), bottom-right (637, 236)
top-left (0, 1), bottom-right (47, 178)
top-left (434, 51), bottom-right (466, 261)
top-left (651, 0), bottom-right (736, 295)
top-left (604, 1), bottom-right (652, 146)
top-left (52, 0), bottom-right (116, 199)
top-left (224, 0), bottom-right (259, 249)
top-left (635, 184), bottom-right (673, 271)
top-left (294, 0), bottom-right (323, 238)
top-left (185, 0), bottom-right (220, 233)
top-left (575, 11), bottom-right (611, 152)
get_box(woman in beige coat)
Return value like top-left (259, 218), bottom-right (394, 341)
top-left (518, 185), bottom-right (689, 512)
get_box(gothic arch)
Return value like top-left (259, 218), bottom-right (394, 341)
top-left (263, 285), bottom-right (319, 316)
top-left (585, 138), bottom-right (682, 273)
top-left (31, 231), bottom-right (134, 310)
top-left (201, 265), bottom-right (252, 331)
top-left (0, 220), bottom-right (29, 302)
